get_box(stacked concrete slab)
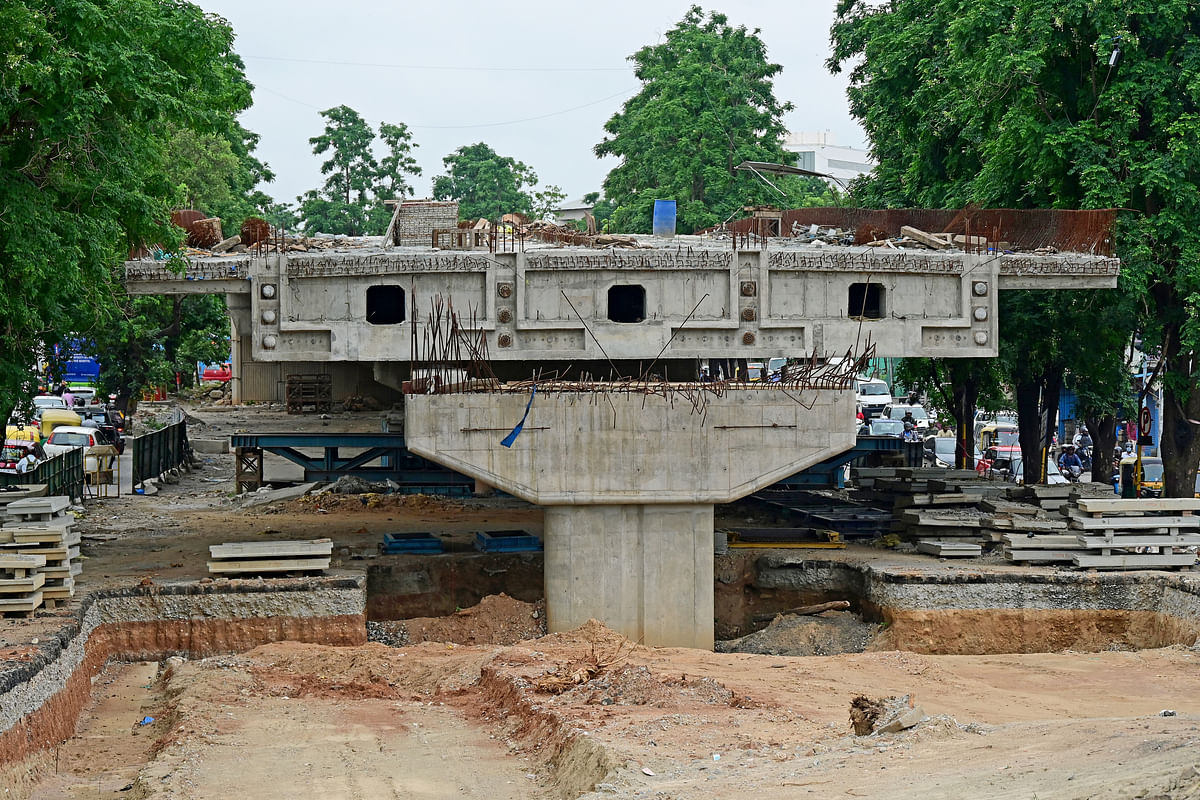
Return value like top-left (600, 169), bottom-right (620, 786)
top-left (0, 496), bottom-right (82, 608)
top-left (1065, 498), bottom-right (1200, 569)
top-left (208, 538), bottom-right (333, 575)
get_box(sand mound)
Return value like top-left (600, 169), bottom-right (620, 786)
top-left (717, 610), bottom-right (880, 656)
top-left (371, 593), bottom-right (546, 647)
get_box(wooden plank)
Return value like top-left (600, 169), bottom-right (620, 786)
top-left (1076, 498), bottom-right (1200, 514)
top-left (209, 539), bottom-right (333, 559)
top-left (207, 557), bottom-right (331, 574)
top-left (1068, 515), bottom-right (1200, 530)
top-left (1077, 535), bottom-right (1200, 548)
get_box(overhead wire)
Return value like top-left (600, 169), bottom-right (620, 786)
top-left (254, 85), bottom-right (639, 130)
top-left (244, 54), bottom-right (631, 73)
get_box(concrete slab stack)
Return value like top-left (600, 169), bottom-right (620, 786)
top-left (208, 538), bottom-right (333, 574)
top-left (0, 496), bottom-right (81, 607)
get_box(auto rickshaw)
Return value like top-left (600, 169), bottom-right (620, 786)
top-left (39, 408), bottom-right (81, 441)
top-left (978, 422), bottom-right (1020, 451)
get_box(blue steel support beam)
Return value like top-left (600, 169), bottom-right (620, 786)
top-left (227, 432), bottom-right (474, 490)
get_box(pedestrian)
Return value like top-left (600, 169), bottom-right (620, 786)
top-left (61, 384), bottom-right (75, 408)
top-left (15, 451), bottom-right (37, 475)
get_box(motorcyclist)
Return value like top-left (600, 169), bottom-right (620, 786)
top-left (902, 421), bottom-right (921, 442)
top-left (1059, 444), bottom-right (1084, 480)
top-left (1074, 425), bottom-right (1093, 451)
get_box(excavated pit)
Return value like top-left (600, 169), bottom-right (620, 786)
top-left (4, 551), bottom-right (1200, 797)
top-left (719, 551), bottom-right (1200, 655)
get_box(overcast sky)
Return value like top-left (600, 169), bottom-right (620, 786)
top-left (194, 0), bottom-right (867, 207)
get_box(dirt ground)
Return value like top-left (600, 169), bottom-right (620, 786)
top-left (15, 401), bottom-right (1200, 798)
top-left (50, 628), bottom-right (1200, 800)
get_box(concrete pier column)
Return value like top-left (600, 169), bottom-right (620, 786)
top-left (544, 504), bottom-right (714, 650)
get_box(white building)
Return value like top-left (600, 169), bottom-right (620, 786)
top-left (782, 132), bottom-right (875, 186)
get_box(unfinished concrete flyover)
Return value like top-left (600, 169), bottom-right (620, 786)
top-left (125, 205), bottom-right (1120, 647)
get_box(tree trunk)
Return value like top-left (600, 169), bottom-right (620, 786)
top-left (951, 377), bottom-right (978, 469)
top-left (1160, 325), bottom-right (1200, 497)
top-left (1086, 413), bottom-right (1118, 484)
top-left (1015, 377), bottom-right (1044, 485)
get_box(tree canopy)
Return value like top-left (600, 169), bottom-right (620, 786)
top-left (594, 6), bottom-right (797, 233)
top-left (297, 106), bottom-right (421, 235)
top-left (0, 0), bottom-right (257, 418)
top-left (432, 143), bottom-right (541, 221)
top-left (830, 0), bottom-right (1200, 491)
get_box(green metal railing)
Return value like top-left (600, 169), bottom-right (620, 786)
top-left (0, 448), bottom-right (85, 500)
top-left (132, 419), bottom-right (191, 488)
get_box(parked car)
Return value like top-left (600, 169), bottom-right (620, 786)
top-left (5, 417), bottom-right (38, 443)
top-left (923, 436), bottom-right (979, 469)
top-left (38, 408), bottom-right (81, 441)
top-left (882, 403), bottom-right (932, 431)
top-left (0, 440), bottom-right (37, 473)
top-left (42, 426), bottom-right (104, 458)
top-left (854, 378), bottom-right (892, 419)
top-left (859, 418), bottom-right (906, 438)
top-left (31, 395), bottom-right (67, 421)
top-left (201, 362), bottom-right (232, 382)
top-left (80, 409), bottom-right (125, 454)
top-left (973, 410), bottom-right (1018, 442)
top-left (69, 387), bottom-right (100, 408)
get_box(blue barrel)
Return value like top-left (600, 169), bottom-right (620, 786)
top-left (652, 199), bottom-right (677, 237)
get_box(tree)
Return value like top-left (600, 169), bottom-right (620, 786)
top-left (89, 295), bottom-right (229, 409)
top-left (432, 143), bottom-right (539, 221)
top-left (532, 185), bottom-right (567, 221)
top-left (0, 0), bottom-right (255, 421)
top-left (895, 357), bottom-right (1005, 469)
top-left (297, 108), bottom-right (421, 236)
top-left (166, 121), bottom-right (275, 224)
top-left (830, 0), bottom-right (1200, 493)
top-left (594, 6), bottom-right (795, 234)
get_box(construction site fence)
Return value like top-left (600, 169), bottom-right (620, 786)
top-left (0, 448), bottom-right (85, 500)
top-left (132, 418), bottom-right (190, 488)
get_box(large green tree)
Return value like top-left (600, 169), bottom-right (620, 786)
top-left (831, 0), bottom-right (1200, 493)
top-left (0, 0), bottom-right (255, 421)
top-left (297, 107), bottom-right (420, 236)
top-left (432, 143), bottom-right (539, 221)
top-left (166, 119), bottom-right (274, 224)
top-left (594, 6), bottom-right (795, 233)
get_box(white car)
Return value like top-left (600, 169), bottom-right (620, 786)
top-left (854, 378), bottom-right (892, 419)
top-left (69, 387), bottom-right (99, 407)
top-left (882, 403), bottom-right (932, 431)
top-left (42, 426), bottom-right (105, 458)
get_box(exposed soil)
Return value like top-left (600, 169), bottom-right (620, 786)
top-left (68, 623), bottom-right (1200, 800)
top-left (9, 401), bottom-right (1200, 798)
top-left (370, 593), bottom-right (547, 647)
top-left (717, 609), bottom-right (881, 656)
